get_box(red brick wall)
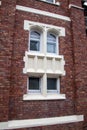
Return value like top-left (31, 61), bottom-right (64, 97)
top-left (69, 0), bottom-right (82, 7)
top-left (0, 0), bottom-right (17, 122)
top-left (0, 0), bottom-right (87, 129)
top-left (9, 4), bottom-right (76, 120)
top-left (17, 0), bottom-right (69, 16)
top-left (69, 1), bottom-right (87, 128)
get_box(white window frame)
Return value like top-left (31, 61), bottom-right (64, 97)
top-left (30, 31), bottom-right (40, 51)
top-left (47, 32), bottom-right (58, 54)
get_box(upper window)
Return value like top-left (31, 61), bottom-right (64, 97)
top-left (46, 0), bottom-right (54, 3)
top-left (47, 33), bottom-right (57, 53)
top-left (30, 31), bottom-right (41, 51)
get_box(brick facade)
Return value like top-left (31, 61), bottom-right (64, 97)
top-left (0, 0), bottom-right (87, 129)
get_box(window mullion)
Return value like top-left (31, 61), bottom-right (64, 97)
top-left (43, 27), bottom-right (47, 54)
top-left (42, 74), bottom-right (47, 96)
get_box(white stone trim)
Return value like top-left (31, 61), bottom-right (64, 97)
top-left (55, 2), bottom-right (60, 6)
top-left (69, 4), bottom-right (84, 10)
top-left (23, 93), bottom-right (66, 100)
top-left (24, 20), bottom-right (65, 37)
top-left (16, 5), bottom-right (71, 21)
top-left (23, 52), bottom-right (65, 98)
top-left (23, 51), bottom-right (65, 75)
top-left (0, 115), bottom-right (84, 129)
top-left (0, 1), bottom-right (1, 5)
top-left (84, 2), bottom-right (87, 6)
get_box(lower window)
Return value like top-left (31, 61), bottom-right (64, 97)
top-left (28, 77), bottom-right (41, 93)
top-left (47, 78), bottom-right (58, 93)
top-left (28, 76), bottom-right (60, 94)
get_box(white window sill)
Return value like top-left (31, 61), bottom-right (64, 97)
top-left (23, 93), bottom-right (66, 100)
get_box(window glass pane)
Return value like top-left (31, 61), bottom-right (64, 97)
top-left (31, 31), bottom-right (40, 39)
top-left (30, 31), bottom-right (40, 51)
top-left (47, 43), bottom-right (56, 53)
top-left (30, 40), bottom-right (40, 51)
top-left (46, 0), bottom-right (54, 3)
top-left (47, 78), bottom-right (57, 90)
top-left (47, 34), bottom-right (56, 43)
top-left (47, 33), bottom-right (56, 53)
top-left (29, 77), bottom-right (40, 90)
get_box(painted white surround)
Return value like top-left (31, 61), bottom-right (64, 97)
top-left (23, 51), bottom-right (65, 100)
top-left (23, 20), bottom-right (66, 100)
top-left (0, 115), bottom-right (84, 129)
top-left (23, 52), bottom-right (65, 76)
top-left (16, 5), bottom-right (71, 21)
top-left (24, 20), bottom-right (65, 36)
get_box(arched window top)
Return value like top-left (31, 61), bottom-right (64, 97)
top-left (30, 30), bottom-right (41, 51)
top-left (47, 28), bottom-right (59, 35)
top-left (47, 33), bottom-right (56, 43)
top-left (47, 32), bottom-right (57, 54)
top-left (30, 25), bottom-right (43, 33)
top-left (30, 31), bottom-right (40, 40)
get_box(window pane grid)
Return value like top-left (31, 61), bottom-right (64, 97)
top-left (47, 78), bottom-right (57, 91)
top-left (29, 77), bottom-right (40, 91)
top-left (30, 31), bottom-right (40, 51)
top-left (47, 42), bottom-right (56, 53)
top-left (47, 33), bottom-right (56, 53)
top-left (31, 31), bottom-right (40, 39)
top-left (30, 41), bottom-right (40, 51)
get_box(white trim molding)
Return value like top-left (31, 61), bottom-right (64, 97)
top-left (0, 1), bottom-right (1, 5)
top-left (0, 115), bottom-right (84, 129)
top-left (16, 5), bottom-right (71, 21)
top-left (23, 51), bottom-right (65, 99)
top-left (84, 2), bottom-right (87, 6)
top-left (69, 4), bottom-right (84, 10)
top-left (23, 93), bottom-right (66, 100)
top-left (24, 20), bottom-right (66, 36)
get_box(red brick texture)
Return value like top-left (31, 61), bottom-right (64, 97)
top-left (69, 0), bottom-right (87, 129)
top-left (0, 0), bottom-right (87, 129)
top-left (0, 0), bottom-right (17, 121)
